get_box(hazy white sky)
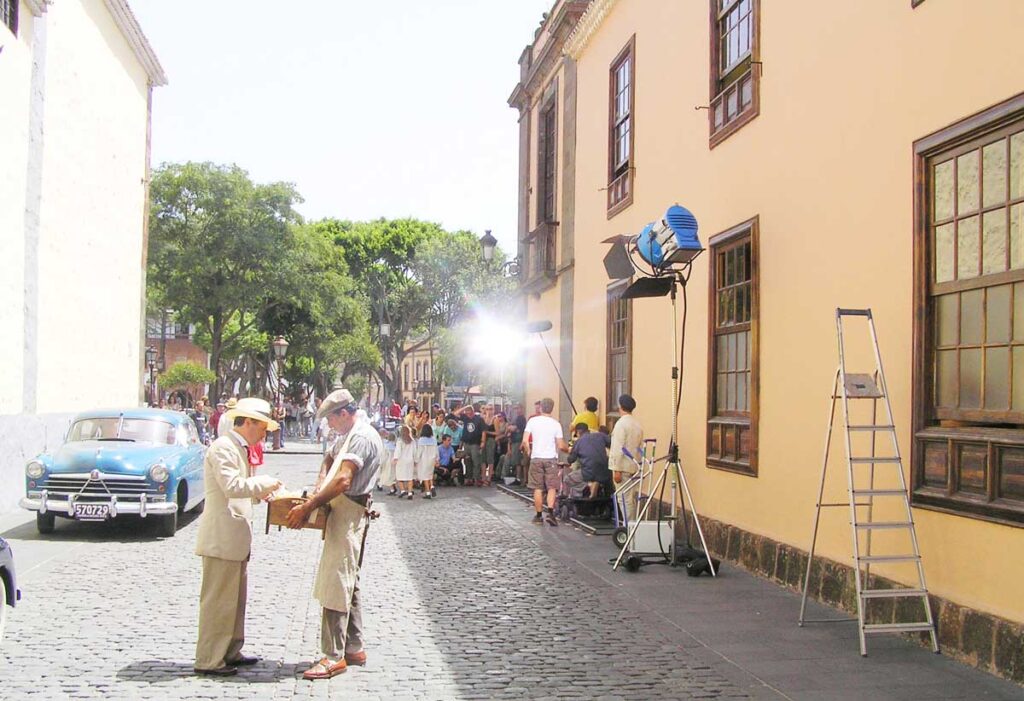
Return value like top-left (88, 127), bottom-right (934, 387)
top-left (130, 0), bottom-right (555, 252)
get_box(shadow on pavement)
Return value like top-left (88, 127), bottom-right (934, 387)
top-left (0, 509), bottom-right (202, 542)
top-left (116, 659), bottom-right (311, 683)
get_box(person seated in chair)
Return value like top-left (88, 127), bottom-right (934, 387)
top-left (434, 434), bottom-right (459, 485)
top-left (564, 423), bottom-right (612, 499)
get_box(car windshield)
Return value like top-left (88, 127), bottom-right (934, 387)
top-left (67, 418), bottom-right (177, 445)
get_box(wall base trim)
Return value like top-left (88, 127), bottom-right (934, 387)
top-left (691, 514), bottom-right (1024, 685)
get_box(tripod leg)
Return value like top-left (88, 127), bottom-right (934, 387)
top-left (674, 459), bottom-right (716, 576)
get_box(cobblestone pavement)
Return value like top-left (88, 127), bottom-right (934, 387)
top-left (0, 453), bottom-right (760, 700)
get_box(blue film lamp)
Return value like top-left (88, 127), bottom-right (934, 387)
top-left (637, 205), bottom-right (702, 269)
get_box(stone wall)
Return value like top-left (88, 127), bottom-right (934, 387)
top-left (685, 512), bottom-right (1024, 685)
top-left (0, 413), bottom-right (74, 514)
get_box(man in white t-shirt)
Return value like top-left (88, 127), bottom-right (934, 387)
top-left (522, 397), bottom-right (569, 526)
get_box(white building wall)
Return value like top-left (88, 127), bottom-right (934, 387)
top-left (35, 0), bottom-right (149, 413)
top-left (0, 4), bottom-right (37, 415)
top-left (0, 0), bottom-right (160, 513)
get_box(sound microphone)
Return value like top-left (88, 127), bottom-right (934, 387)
top-left (523, 320), bottom-right (553, 334)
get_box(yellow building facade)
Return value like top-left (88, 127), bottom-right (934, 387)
top-left (512, 0), bottom-right (1024, 682)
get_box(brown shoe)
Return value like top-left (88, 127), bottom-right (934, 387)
top-left (303, 657), bottom-right (347, 680)
top-left (195, 666), bottom-right (238, 677)
top-left (344, 651), bottom-right (367, 666)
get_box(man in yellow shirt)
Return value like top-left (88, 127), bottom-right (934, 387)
top-left (571, 396), bottom-right (600, 432)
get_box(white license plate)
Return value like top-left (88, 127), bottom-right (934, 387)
top-left (73, 503), bottom-right (110, 521)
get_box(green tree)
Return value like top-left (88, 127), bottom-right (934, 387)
top-left (147, 162), bottom-right (304, 398)
top-left (159, 361), bottom-right (216, 403)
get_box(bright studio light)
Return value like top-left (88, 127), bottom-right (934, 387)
top-left (469, 315), bottom-right (524, 367)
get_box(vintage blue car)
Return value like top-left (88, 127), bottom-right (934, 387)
top-left (20, 408), bottom-right (206, 537)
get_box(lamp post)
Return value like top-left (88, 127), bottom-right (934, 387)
top-left (145, 346), bottom-right (158, 406)
top-left (271, 335), bottom-right (289, 403)
top-left (479, 229), bottom-right (519, 277)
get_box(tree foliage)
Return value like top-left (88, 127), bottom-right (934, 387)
top-left (159, 361), bottom-right (216, 395)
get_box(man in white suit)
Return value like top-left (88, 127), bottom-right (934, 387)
top-left (194, 397), bottom-right (282, 676)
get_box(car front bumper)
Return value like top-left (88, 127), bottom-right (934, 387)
top-left (20, 492), bottom-right (177, 517)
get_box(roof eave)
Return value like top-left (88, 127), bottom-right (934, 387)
top-left (103, 0), bottom-right (168, 87)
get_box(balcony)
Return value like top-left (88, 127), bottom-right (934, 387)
top-left (520, 221), bottom-right (557, 295)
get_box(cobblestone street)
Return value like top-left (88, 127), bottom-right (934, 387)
top-left (1, 451), bottom-right (1021, 700)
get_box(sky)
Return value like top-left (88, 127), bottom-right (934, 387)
top-left (130, 0), bottom-right (556, 253)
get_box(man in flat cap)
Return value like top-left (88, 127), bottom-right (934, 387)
top-left (194, 397), bottom-right (282, 676)
top-left (286, 388), bottom-right (383, 680)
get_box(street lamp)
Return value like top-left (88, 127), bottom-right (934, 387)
top-left (271, 335), bottom-right (289, 403)
top-left (479, 229), bottom-right (519, 277)
top-left (145, 346), bottom-right (158, 406)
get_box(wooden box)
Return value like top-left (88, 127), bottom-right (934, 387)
top-left (266, 495), bottom-right (328, 533)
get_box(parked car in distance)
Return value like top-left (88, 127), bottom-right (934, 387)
top-left (20, 409), bottom-right (206, 537)
top-left (0, 537), bottom-right (19, 644)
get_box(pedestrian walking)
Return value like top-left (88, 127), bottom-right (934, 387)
top-left (416, 424), bottom-right (439, 499)
top-left (523, 397), bottom-right (569, 526)
top-left (286, 388), bottom-right (383, 680)
top-left (193, 398), bottom-right (282, 676)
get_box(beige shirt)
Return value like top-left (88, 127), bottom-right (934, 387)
top-left (609, 414), bottom-right (644, 475)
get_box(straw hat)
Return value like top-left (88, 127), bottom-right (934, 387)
top-left (226, 397), bottom-right (238, 409)
top-left (316, 388), bottom-right (356, 421)
top-left (226, 397), bottom-right (279, 431)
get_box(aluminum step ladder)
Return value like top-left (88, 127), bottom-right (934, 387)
top-left (798, 308), bottom-right (939, 656)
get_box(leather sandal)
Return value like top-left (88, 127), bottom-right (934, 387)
top-left (303, 657), bottom-right (347, 680)
top-left (344, 650), bottom-right (367, 666)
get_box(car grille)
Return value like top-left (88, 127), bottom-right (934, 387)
top-left (36, 476), bottom-right (162, 501)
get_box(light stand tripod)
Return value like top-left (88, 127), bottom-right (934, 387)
top-left (611, 268), bottom-right (716, 576)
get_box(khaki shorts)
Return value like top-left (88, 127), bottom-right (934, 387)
top-left (528, 459), bottom-right (561, 491)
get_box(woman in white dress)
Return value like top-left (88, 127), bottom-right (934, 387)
top-left (415, 424), bottom-right (439, 499)
top-left (379, 430), bottom-right (397, 496)
top-left (392, 425), bottom-right (417, 500)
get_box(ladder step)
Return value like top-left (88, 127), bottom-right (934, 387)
top-left (847, 425), bottom-right (896, 432)
top-left (837, 308), bottom-right (872, 317)
top-left (852, 489), bottom-right (907, 497)
top-left (859, 554), bottom-right (920, 563)
top-left (863, 622), bottom-right (934, 634)
top-left (854, 521), bottom-right (913, 530)
top-left (849, 457), bottom-right (902, 464)
top-left (861, 588), bottom-right (928, 599)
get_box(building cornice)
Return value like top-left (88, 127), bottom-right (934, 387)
top-left (103, 0), bottom-right (168, 86)
top-left (25, 0), bottom-right (48, 16)
top-left (508, 0), bottom-right (590, 109)
top-left (565, 0), bottom-right (620, 59)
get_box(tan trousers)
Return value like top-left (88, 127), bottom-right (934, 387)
top-left (195, 556), bottom-right (247, 670)
top-left (321, 580), bottom-right (364, 659)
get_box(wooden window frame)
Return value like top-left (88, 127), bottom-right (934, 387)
top-left (1, 0), bottom-right (17, 36)
top-left (912, 92), bottom-right (1024, 526)
top-left (708, 0), bottom-right (760, 149)
top-left (606, 280), bottom-right (633, 423)
top-left (706, 217), bottom-right (759, 476)
top-left (607, 35), bottom-right (635, 219)
top-left (537, 85), bottom-right (559, 226)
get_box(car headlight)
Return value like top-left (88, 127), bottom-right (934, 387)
top-left (149, 463), bottom-right (170, 483)
top-left (26, 461), bottom-right (45, 479)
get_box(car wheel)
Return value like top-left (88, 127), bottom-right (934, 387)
top-left (191, 498), bottom-right (204, 514)
top-left (36, 513), bottom-right (55, 535)
top-left (0, 575), bottom-right (7, 643)
top-left (158, 511), bottom-right (177, 537)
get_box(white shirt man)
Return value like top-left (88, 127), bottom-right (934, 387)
top-left (522, 397), bottom-right (569, 526)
